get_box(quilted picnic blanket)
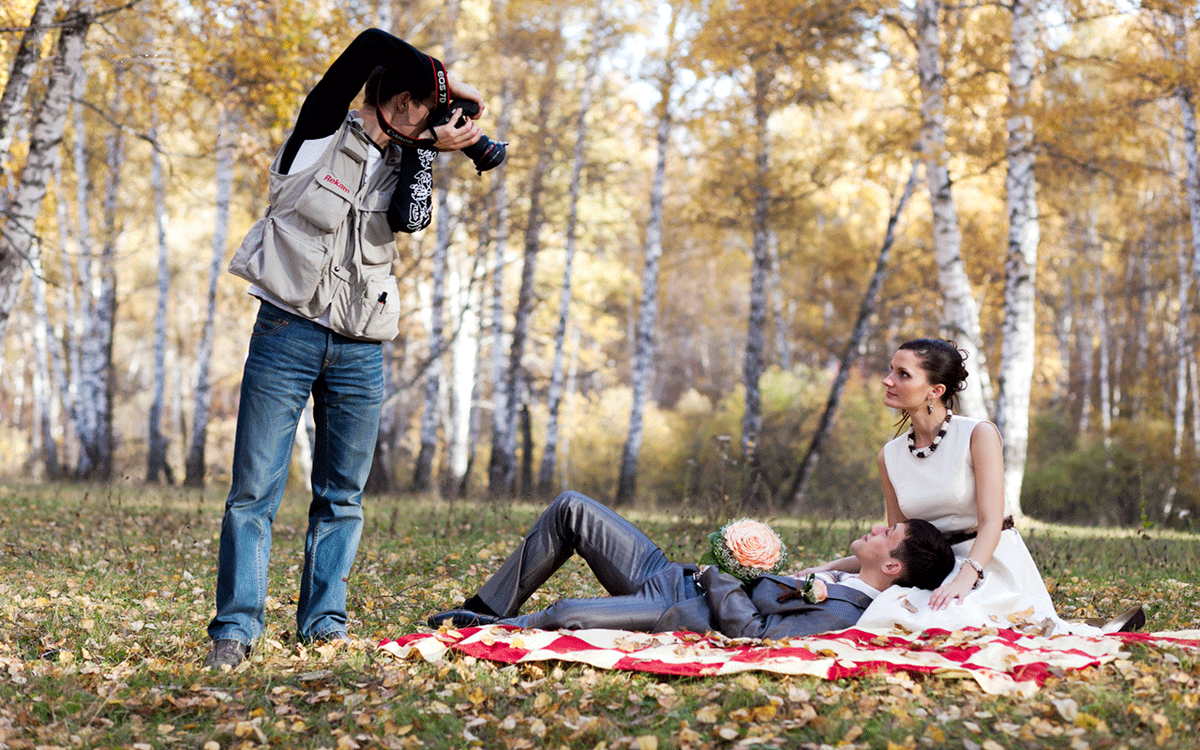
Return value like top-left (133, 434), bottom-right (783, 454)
top-left (378, 625), bottom-right (1200, 696)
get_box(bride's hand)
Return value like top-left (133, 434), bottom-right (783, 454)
top-left (929, 567), bottom-right (979, 610)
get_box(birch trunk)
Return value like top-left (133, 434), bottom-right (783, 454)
top-left (1173, 13), bottom-right (1200, 342)
top-left (1165, 218), bottom-right (1191, 517)
top-left (768, 231), bottom-right (791, 371)
top-left (616, 70), bottom-right (671, 505)
top-left (0, 0), bottom-right (58, 180)
top-left (77, 66), bottom-right (123, 480)
top-left (994, 0), bottom-right (1040, 520)
top-left (788, 165), bottom-right (920, 512)
top-left (184, 102), bottom-right (235, 487)
top-left (412, 178), bottom-right (450, 492)
top-left (505, 81), bottom-right (554, 499)
top-left (446, 264), bottom-right (480, 496)
top-left (0, 5), bottom-right (90, 358)
top-left (741, 65), bottom-right (772, 497)
top-left (412, 0), bottom-right (460, 493)
top-left (538, 24), bottom-right (600, 497)
top-left (30, 249), bottom-right (61, 477)
top-left (915, 0), bottom-right (992, 418)
top-left (487, 76), bottom-right (516, 498)
top-left (146, 92), bottom-right (172, 483)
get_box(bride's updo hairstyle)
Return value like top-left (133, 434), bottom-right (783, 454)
top-left (898, 338), bottom-right (970, 411)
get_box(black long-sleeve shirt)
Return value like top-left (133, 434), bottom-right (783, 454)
top-left (280, 29), bottom-right (435, 233)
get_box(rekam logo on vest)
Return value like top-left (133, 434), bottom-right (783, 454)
top-left (322, 172), bottom-right (351, 197)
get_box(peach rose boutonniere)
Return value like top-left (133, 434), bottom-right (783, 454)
top-left (699, 519), bottom-right (788, 581)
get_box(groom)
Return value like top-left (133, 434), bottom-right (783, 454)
top-left (427, 491), bottom-right (955, 639)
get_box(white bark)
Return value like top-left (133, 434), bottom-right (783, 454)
top-left (539, 21), bottom-right (600, 496)
top-left (413, 178), bottom-right (450, 492)
top-left (617, 69), bottom-right (671, 505)
top-left (0, 6), bottom-right (90, 361)
top-left (146, 89), bottom-right (172, 483)
top-left (184, 102), bottom-right (235, 486)
top-left (0, 0), bottom-right (59, 180)
top-left (915, 0), bottom-right (992, 418)
top-left (995, 0), bottom-right (1040, 520)
top-left (487, 74), bottom-right (516, 497)
top-left (741, 66), bottom-right (772, 469)
top-left (77, 68), bottom-right (123, 480)
top-left (447, 264), bottom-right (480, 492)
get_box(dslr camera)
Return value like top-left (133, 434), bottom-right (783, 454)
top-left (433, 99), bottom-right (506, 173)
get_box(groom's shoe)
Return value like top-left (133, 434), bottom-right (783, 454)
top-left (427, 609), bottom-right (499, 629)
top-left (1102, 605), bottom-right (1146, 634)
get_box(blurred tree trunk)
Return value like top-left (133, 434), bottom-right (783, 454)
top-left (741, 65), bottom-right (772, 503)
top-left (445, 262), bottom-right (480, 497)
top-left (538, 18), bottom-right (600, 498)
top-left (487, 73), bottom-right (516, 498)
top-left (52, 159), bottom-right (79, 468)
top-left (76, 69), bottom-right (124, 481)
top-left (1166, 211), bottom-right (1191, 517)
top-left (0, 5), bottom-right (90, 363)
top-left (0, 0), bottom-right (58, 185)
top-left (995, 0), bottom-right (1041, 520)
top-left (617, 65), bottom-right (672, 506)
top-left (788, 164), bottom-right (919, 513)
top-left (413, 0), bottom-right (460, 493)
top-left (30, 248), bottom-right (61, 478)
top-left (146, 86), bottom-right (173, 484)
top-left (507, 78), bottom-right (555, 499)
top-left (413, 173), bottom-right (451, 492)
top-left (184, 100), bottom-right (235, 487)
top-left (915, 0), bottom-right (992, 418)
top-left (768, 232), bottom-right (791, 371)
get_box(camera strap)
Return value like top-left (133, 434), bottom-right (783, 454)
top-left (373, 55), bottom-right (447, 149)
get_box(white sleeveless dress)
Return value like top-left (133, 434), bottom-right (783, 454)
top-left (855, 415), bottom-right (1099, 635)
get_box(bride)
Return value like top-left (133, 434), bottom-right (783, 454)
top-left (803, 338), bottom-right (1140, 636)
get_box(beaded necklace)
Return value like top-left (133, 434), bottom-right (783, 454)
top-left (907, 409), bottom-right (953, 458)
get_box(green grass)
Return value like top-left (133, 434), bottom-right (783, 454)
top-left (0, 480), bottom-right (1197, 749)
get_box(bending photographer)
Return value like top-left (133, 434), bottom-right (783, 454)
top-left (205, 28), bottom-right (489, 670)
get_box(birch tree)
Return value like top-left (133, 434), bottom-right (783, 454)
top-left (75, 67), bottom-right (124, 481)
top-left (146, 75), bottom-right (173, 484)
top-left (740, 65), bottom-right (772, 499)
top-left (184, 99), bottom-right (235, 487)
top-left (914, 0), bottom-right (992, 418)
top-left (505, 75), bottom-right (556, 498)
top-left (413, 2), bottom-right (462, 493)
top-left (537, 14), bottom-right (602, 497)
top-left (0, 0), bottom-right (58, 185)
top-left (0, 3), bottom-right (90, 365)
top-left (994, 0), bottom-right (1041, 520)
top-left (616, 57), bottom-right (673, 506)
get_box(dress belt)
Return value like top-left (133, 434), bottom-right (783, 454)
top-left (944, 516), bottom-right (1014, 546)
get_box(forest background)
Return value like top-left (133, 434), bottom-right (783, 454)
top-left (2, 0), bottom-right (1199, 529)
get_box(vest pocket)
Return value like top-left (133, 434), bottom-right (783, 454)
top-left (229, 216), bottom-right (328, 307)
top-left (360, 200), bottom-right (398, 267)
top-left (295, 169), bottom-right (353, 232)
top-left (329, 274), bottom-right (401, 342)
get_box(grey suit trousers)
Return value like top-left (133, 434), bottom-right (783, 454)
top-left (475, 491), bottom-right (703, 631)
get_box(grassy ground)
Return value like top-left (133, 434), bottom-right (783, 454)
top-left (0, 480), bottom-right (1197, 749)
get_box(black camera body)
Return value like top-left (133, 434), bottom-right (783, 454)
top-left (433, 99), bottom-right (506, 173)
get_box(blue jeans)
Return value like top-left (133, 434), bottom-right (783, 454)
top-left (208, 301), bottom-right (383, 646)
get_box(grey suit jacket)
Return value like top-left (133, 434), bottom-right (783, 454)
top-left (652, 566), bottom-right (874, 639)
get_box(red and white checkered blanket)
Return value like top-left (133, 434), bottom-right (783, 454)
top-left (379, 626), bottom-right (1200, 696)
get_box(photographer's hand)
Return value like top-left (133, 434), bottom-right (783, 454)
top-left (445, 73), bottom-right (484, 116)
top-left (429, 111), bottom-right (482, 152)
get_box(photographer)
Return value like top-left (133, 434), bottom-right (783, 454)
top-left (206, 28), bottom-right (488, 670)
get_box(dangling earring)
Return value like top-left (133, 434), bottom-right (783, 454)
top-left (926, 396), bottom-right (933, 415)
